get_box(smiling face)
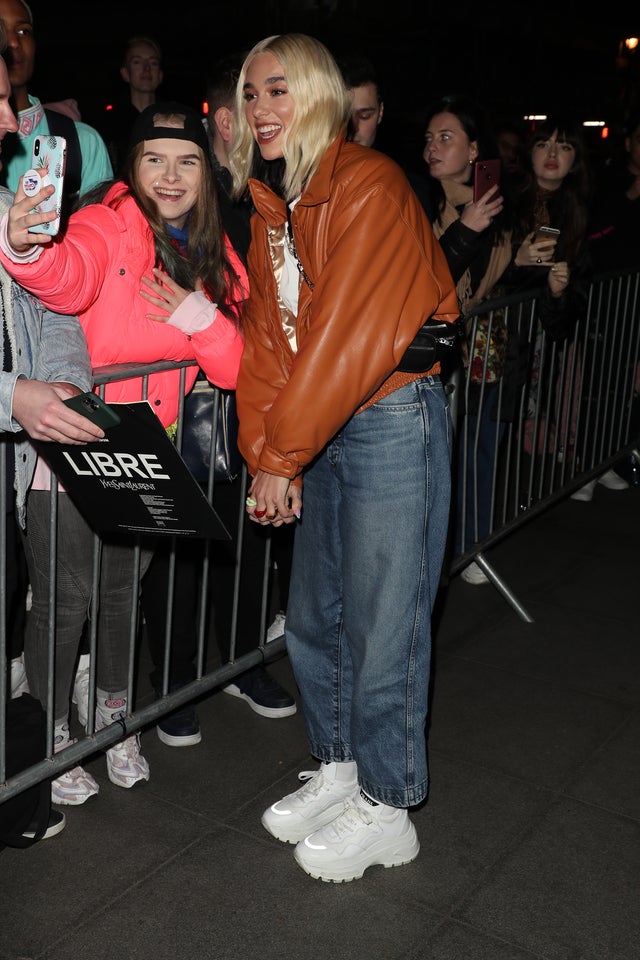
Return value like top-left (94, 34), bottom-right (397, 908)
top-left (423, 111), bottom-right (478, 183)
top-left (136, 137), bottom-right (203, 229)
top-left (530, 130), bottom-right (575, 190)
top-left (242, 51), bottom-right (295, 161)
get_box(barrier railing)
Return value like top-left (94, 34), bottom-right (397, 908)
top-left (450, 268), bottom-right (640, 619)
top-left (2, 268), bottom-right (639, 803)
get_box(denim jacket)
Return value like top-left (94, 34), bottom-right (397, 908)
top-left (0, 188), bottom-right (93, 526)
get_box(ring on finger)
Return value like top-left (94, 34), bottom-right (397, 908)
top-left (254, 508), bottom-right (267, 518)
top-left (536, 257), bottom-right (542, 264)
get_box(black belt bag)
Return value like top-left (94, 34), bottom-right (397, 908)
top-left (397, 316), bottom-right (465, 373)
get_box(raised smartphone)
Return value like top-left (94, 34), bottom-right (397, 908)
top-left (473, 158), bottom-right (501, 203)
top-left (64, 392), bottom-right (121, 430)
top-left (26, 134), bottom-right (66, 236)
top-left (533, 225), bottom-right (561, 244)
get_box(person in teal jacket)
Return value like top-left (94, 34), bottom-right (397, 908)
top-left (0, 0), bottom-right (113, 199)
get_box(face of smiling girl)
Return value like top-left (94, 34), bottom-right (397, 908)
top-left (137, 137), bottom-right (203, 229)
top-left (242, 51), bottom-right (295, 161)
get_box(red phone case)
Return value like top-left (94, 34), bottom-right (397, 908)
top-left (473, 159), bottom-right (501, 203)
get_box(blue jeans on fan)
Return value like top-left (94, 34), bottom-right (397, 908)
top-left (285, 376), bottom-right (452, 808)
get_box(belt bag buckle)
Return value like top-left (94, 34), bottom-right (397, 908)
top-left (397, 316), bottom-right (464, 373)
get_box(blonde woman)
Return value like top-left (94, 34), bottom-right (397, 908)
top-left (230, 33), bottom-right (459, 882)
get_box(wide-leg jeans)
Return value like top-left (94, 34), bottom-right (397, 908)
top-left (285, 376), bottom-right (452, 808)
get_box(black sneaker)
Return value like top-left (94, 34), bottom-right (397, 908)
top-left (156, 694), bottom-right (202, 748)
top-left (223, 664), bottom-right (297, 718)
top-left (22, 808), bottom-right (66, 841)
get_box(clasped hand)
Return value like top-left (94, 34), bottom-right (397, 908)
top-left (139, 267), bottom-right (199, 322)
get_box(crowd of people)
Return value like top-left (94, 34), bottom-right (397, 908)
top-left (1, 0), bottom-right (638, 877)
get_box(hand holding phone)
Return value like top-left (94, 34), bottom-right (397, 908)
top-left (533, 225), bottom-right (560, 245)
top-left (25, 134), bottom-right (66, 236)
top-left (64, 392), bottom-right (121, 430)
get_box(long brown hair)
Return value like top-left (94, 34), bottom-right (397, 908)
top-left (124, 140), bottom-right (239, 321)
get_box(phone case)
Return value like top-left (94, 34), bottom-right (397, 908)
top-left (26, 135), bottom-right (67, 236)
top-left (473, 159), bottom-right (501, 203)
top-left (64, 392), bottom-right (121, 430)
top-left (533, 226), bottom-right (560, 244)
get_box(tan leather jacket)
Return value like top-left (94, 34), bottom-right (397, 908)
top-left (237, 135), bottom-right (459, 481)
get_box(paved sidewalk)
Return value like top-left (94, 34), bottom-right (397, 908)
top-left (2, 484), bottom-right (639, 960)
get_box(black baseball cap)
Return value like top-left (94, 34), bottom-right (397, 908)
top-left (129, 101), bottom-right (210, 157)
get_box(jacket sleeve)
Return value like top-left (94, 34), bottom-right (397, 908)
top-left (240, 179), bottom-right (458, 479)
top-left (188, 240), bottom-right (247, 390)
top-left (438, 219), bottom-right (484, 284)
top-left (34, 307), bottom-right (94, 391)
top-left (0, 206), bottom-right (117, 315)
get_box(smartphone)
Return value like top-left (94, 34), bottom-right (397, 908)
top-left (64, 392), bottom-right (121, 430)
top-left (473, 159), bottom-right (501, 203)
top-left (533, 225), bottom-right (561, 244)
top-left (26, 134), bottom-right (66, 236)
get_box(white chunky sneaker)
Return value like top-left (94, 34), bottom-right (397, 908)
top-left (96, 699), bottom-right (150, 789)
top-left (261, 761), bottom-right (359, 844)
top-left (597, 468), bottom-right (629, 490)
top-left (105, 734), bottom-right (150, 789)
top-left (294, 790), bottom-right (420, 883)
top-left (71, 654), bottom-right (91, 728)
top-left (265, 612), bottom-right (286, 643)
top-left (10, 654), bottom-right (29, 698)
top-left (51, 764), bottom-right (99, 805)
top-left (461, 561), bottom-right (489, 585)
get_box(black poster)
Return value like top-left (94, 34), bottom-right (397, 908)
top-left (40, 400), bottom-right (229, 540)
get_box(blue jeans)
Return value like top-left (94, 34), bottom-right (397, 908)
top-left (285, 377), bottom-right (452, 807)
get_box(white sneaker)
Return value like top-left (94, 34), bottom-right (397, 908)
top-left (105, 734), bottom-right (150, 789)
top-left (51, 765), bottom-right (99, 805)
top-left (294, 790), bottom-right (420, 883)
top-left (266, 612), bottom-right (286, 643)
top-left (96, 702), bottom-right (150, 789)
top-left (460, 561), bottom-right (489, 585)
top-left (571, 479), bottom-right (596, 502)
top-left (10, 654), bottom-right (29, 698)
top-left (72, 654), bottom-right (91, 728)
top-left (261, 761), bottom-right (359, 844)
top-left (597, 468), bottom-right (629, 491)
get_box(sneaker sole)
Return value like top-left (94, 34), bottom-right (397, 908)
top-left (22, 814), bottom-right (66, 840)
top-left (222, 684), bottom-right (297, 719)
top-left (294, 828), bottom-right (420, 883)
top-left (157, 726), bottom-right (202, 747)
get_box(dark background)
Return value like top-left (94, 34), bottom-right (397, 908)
top-left (28, 1), bottom-right (640, 173)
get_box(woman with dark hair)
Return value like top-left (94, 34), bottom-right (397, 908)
top-left (0, 102), bottom-right (247, 802)
top-left (503, 118), bottom-right (624, 504)
top-left (414, 95), bottom-right (515, 582)
top-left (230, 33), bottom-right (459, 882)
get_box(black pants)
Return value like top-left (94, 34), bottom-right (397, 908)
top-left (140, 476), bottom-right (295, 690)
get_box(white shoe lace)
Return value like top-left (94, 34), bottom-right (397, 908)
top-left (324, 801), bottom-right (373, 840)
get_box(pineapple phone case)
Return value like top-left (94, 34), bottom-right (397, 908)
top-left (25, 134), bottom-right (66, 236)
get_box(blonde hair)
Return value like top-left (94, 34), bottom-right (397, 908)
top-left (230, 33), bottom-right (350, 202)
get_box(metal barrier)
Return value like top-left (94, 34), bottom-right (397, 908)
top-left (451, 268), bottom-right (640, 619)
top-left (2, 268), bottom-right (639, 804)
